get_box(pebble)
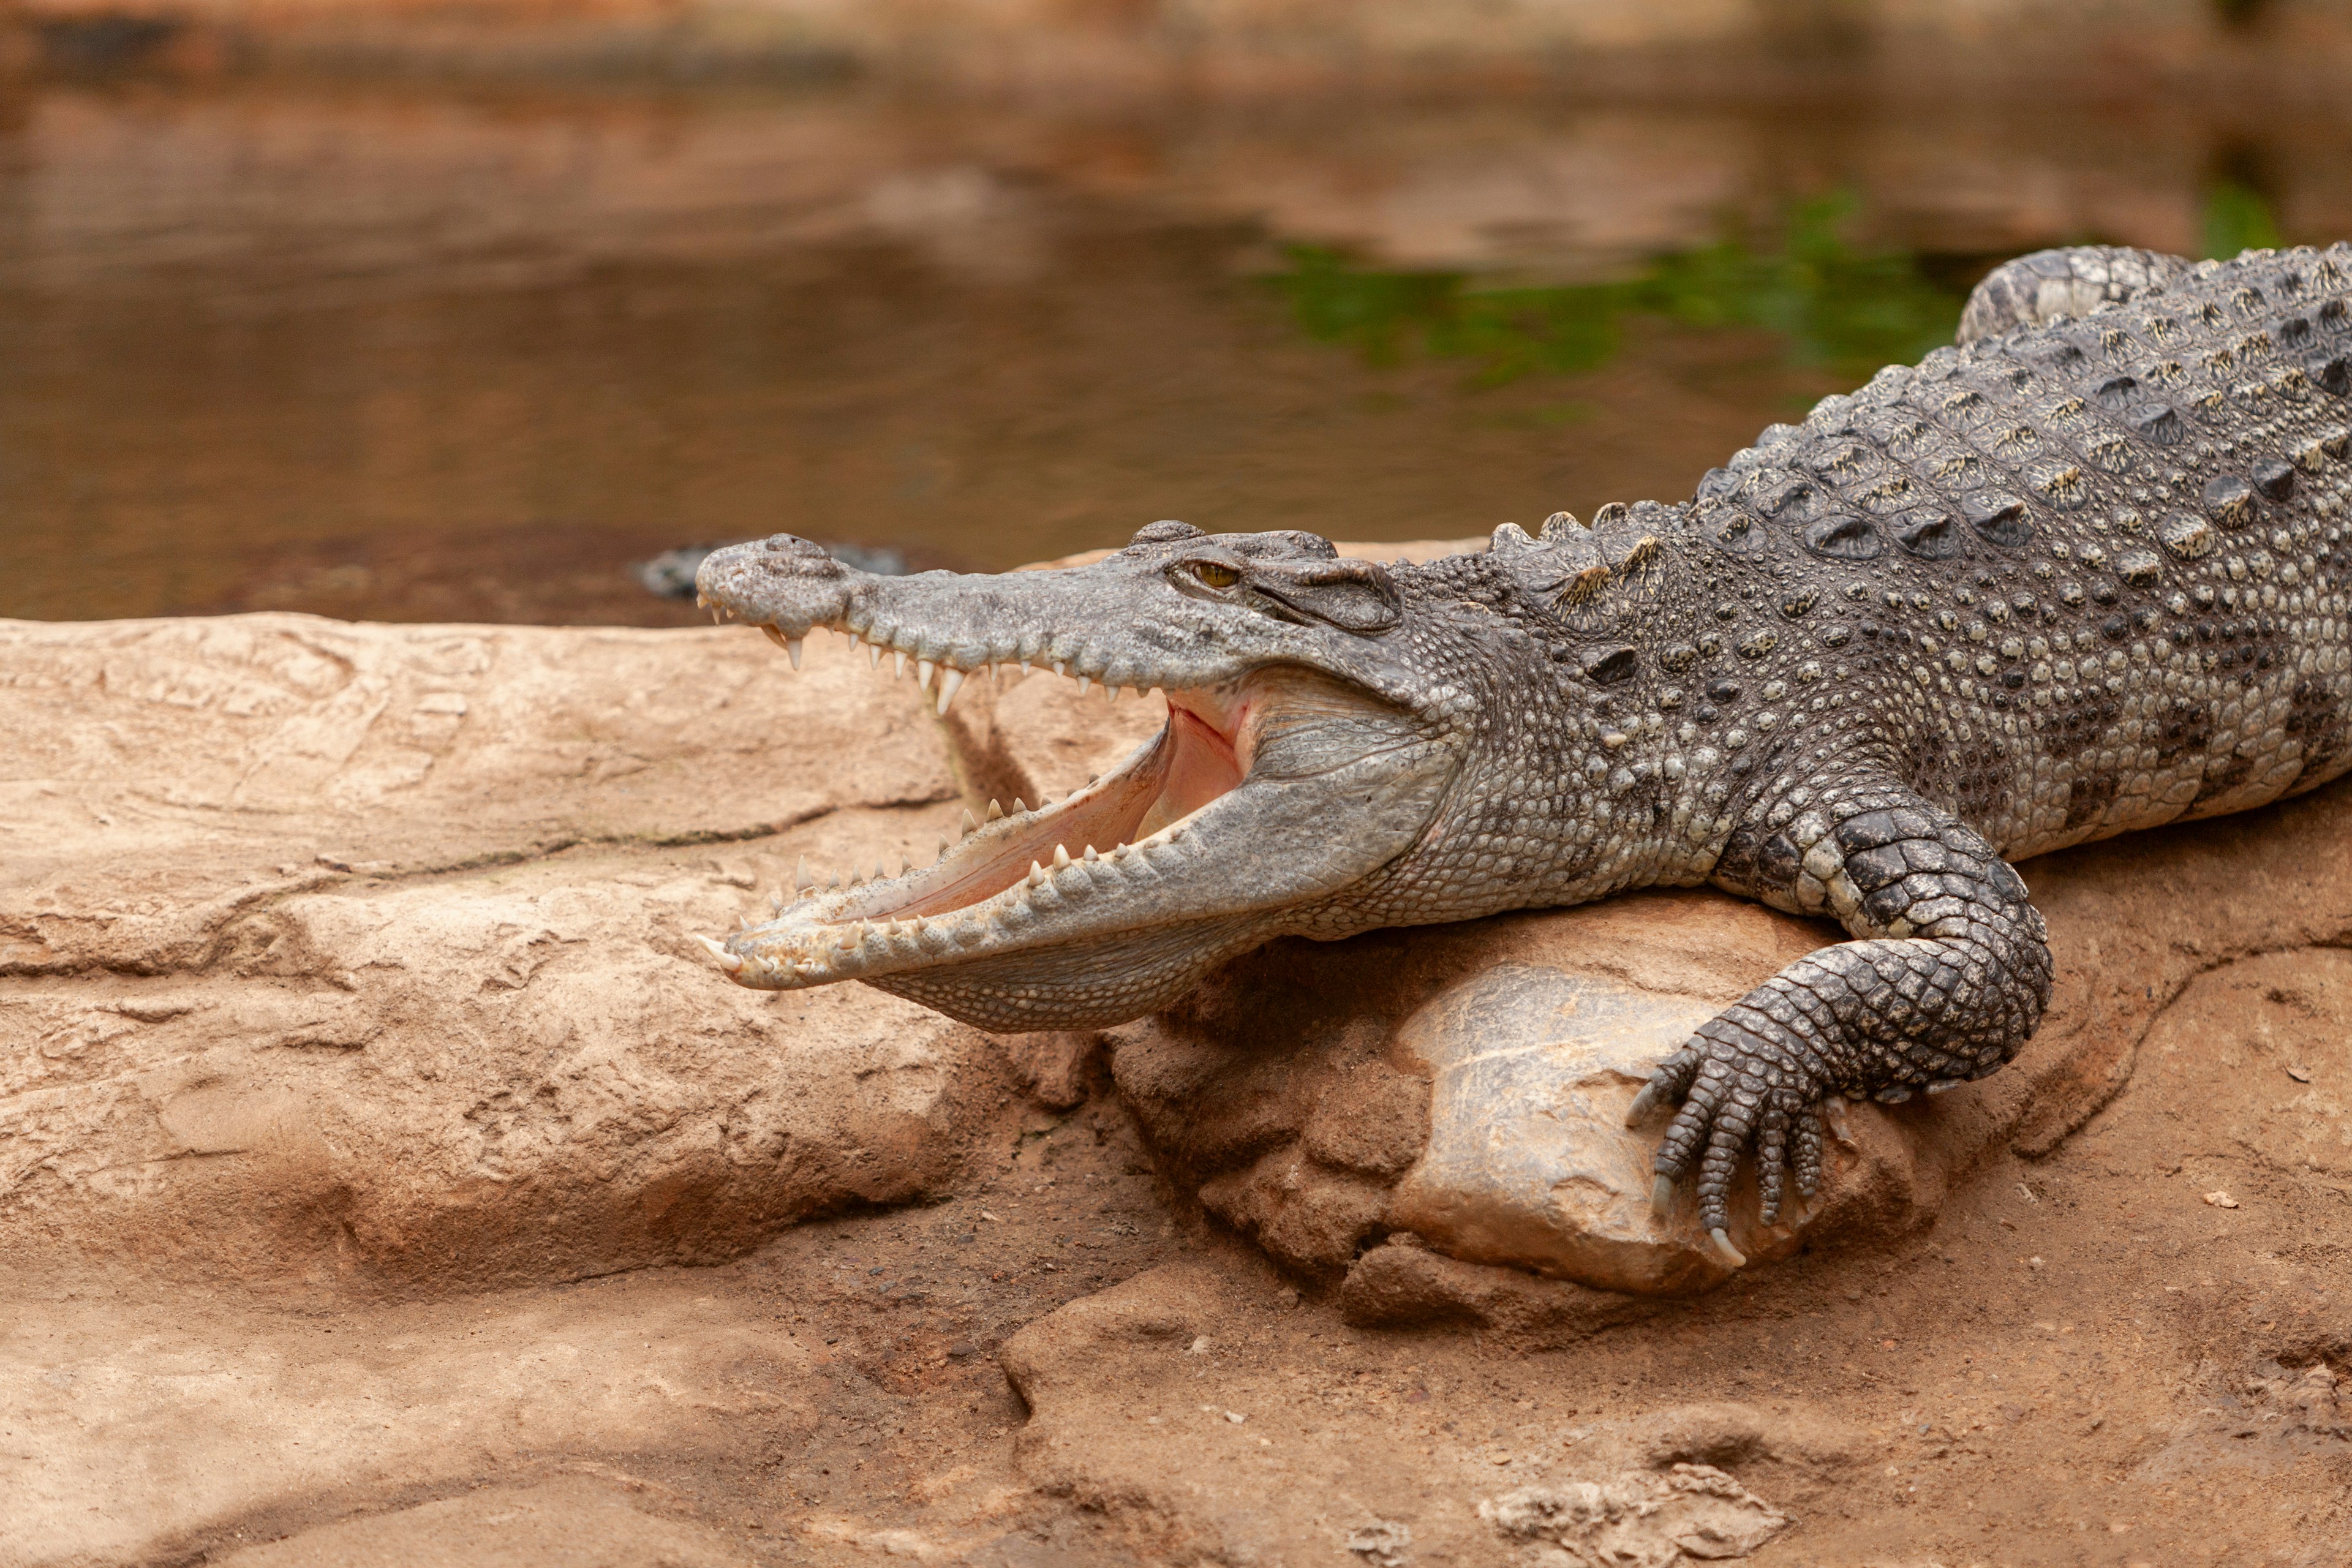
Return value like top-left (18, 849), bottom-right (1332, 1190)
top-left (2203, 1191), bottom-right (2241, 1209)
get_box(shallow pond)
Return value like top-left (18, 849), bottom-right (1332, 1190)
top-left (2, 77), bottom-right (2346, 624)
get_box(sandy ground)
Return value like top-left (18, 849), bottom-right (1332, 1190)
top-left (13, 940), bottom-right (2346, 1567)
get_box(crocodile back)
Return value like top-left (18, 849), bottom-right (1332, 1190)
top-left (1676, 246), bottom-right (2352, 860)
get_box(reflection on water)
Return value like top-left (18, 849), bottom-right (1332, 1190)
top-left (1272, 195), bottom-right (1965, 387)
top-left (0, 81), bottom-right (2342, 626)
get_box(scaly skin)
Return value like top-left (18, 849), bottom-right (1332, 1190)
top-left (695, 245), bottom-right (2352, 1265)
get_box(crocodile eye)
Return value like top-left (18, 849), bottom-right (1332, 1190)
top-left (1190, 561), bottom-right (1242, 589)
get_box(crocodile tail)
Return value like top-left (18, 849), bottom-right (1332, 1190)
top-left (1956, 244), bottom-right (2195, 344)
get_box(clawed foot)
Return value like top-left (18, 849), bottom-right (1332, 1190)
top-left (1625, 1017), bottom-right (1833, 1270)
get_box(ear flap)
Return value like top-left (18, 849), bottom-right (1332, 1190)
top-left (1250, 558), bottom-right (1402, 633)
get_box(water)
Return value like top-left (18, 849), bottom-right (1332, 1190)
top-left (3, 78), bottom-right (2346, 626)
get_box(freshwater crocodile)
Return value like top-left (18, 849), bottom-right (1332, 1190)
top-left (693, 244), bottom-right (2352, 1265)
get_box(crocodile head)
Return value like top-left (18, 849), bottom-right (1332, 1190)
top-left (690, 519), bottom-right (1556, 1031)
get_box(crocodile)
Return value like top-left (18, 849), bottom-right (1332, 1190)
top-left (693, 244), bottom-right (2352, 1265)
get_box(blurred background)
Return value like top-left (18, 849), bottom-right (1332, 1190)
top-left (3, 0), bottom-right (2351, 625)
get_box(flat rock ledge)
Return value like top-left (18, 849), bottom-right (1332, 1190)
top-left (1, 613), bottom-right (1020, 1291)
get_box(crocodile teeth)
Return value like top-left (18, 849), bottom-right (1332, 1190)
top-left (1027, 861), bottom-right (1047, 888)
top-left (917, 659), bottom-right (934, 692)
top-left (986, 799), bottom-right (1005, 822)
top-left (894, 651), bottom-right (907, 678)
top-left (695, 935), bottom-right (744, 973)
top-left (1011, 798), bottom-right (1028, 815)
top-left (937, 668), bottom-right (963, 714)
top-left (868, 643), bottom-right (881, 668)
top-left (1052, 844), bottom-right (1071, 869)
top-left (960, 809), bottom-right (979, 837)
top-left (1076, 675), bottom-right (1091, 695)
top-left (1082, 845), bottom-right (1098, 862)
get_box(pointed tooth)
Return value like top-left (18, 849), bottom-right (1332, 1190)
top-left (1053, 662), bottom-right (1066, 678)
top-left (838, 924), bottom-right (860, 950)
top-left (761, 624), bottom-right (788, 651)
top-left (787, 638), bottom-right (803, 669)
top-left (1105, 684), bottom-right (1118, 704)
top-left (1028, 861), bottom-right (1046, 888)
top-left (899, 853), bottom-right (913, 875)
top-left (895, 651), bottom-right (908, 678)
top-left (1020, 660), bottom-right (1033, 677)
top-left (1083, 845), bottom-right (1098, 862)
top-left (987, 799), bottom-right (1005, 822)
top-left (827, 874), bottom-right (842, 892)
top-left (937, 668), bottom-right (964, 714)
top-left (694, 935), bottom-right (744, 973)
top-left (937, 832), bottom-right (951, 862)
top-left (873, 860), bottom-right (888, 881)
top-left (1012, 798), bottom-right (1028, 815)
top-left (795, 856), bottom-right (813, 893)
top-left (960, 809), bottom-right (979, 837)
top-left (910, 914), bottom-right (927, 932)
top-left (1053, 844), bottom-right (1071, 869)
top-left (696, 593), bottom-right (709, 609)
top-left (711, 609), bottom-right (722, 624)
top-left (868, 642), bottom-right (881, 669)
top-left (916, 659), bottom-right (935, 693)
top-left (1077, 674), bottom-right (1091, 695)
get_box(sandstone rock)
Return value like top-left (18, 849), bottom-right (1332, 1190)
top-left (1337, 1236), bottom-right (1666, 1346)
top-left (1, 616), bottom-right (1016, 1291)
top-left (1480, 1464), bottom-right (1789, 1566)
top-left (213, 1477), bottom-right (753, 1568)
top-left (0, 613), bottom-right (957, 977)
top-left (0, 1276), bottom-right (812, 1568)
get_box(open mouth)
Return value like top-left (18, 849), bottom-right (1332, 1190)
top-left (696, 616), bottom-right (1268, 989)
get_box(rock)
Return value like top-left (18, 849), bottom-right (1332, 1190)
top-left (212, 1476), bottom-right (753, 1568)
top-left (0, 612), bottom-right (958, 977)
top-left (1, 615), bottom-right (1017, 1291)
top-left (1108, 894), bottom-right (1877, 1294)
top-left (0, 1275), bottom-right (812, 1568)
top-left (1479, 1465), bottom-right (1789, 1566)
top-left (1338, 1237), bottom-right (1665, 1348)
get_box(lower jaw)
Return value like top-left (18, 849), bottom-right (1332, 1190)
top-left (860, 911), bottom-right (1272, 1031)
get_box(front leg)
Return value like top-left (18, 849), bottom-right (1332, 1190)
top-left (1627, 786), bottom-right (2052, 1265)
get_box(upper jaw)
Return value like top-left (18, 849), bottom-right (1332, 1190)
top-left (690, 532), bottom-right (1433, 717)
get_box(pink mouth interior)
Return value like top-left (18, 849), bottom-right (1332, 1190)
top-left (848, 695), bottom-right (1246, 922)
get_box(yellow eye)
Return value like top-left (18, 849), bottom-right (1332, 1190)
top-left (1192, 561), bottom-right (1241, 589)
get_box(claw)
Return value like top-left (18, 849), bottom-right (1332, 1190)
top-left (1708, 1227), bottom-right (1747, 1268)
top-left (1651, 1175), bottom-right (1676, 1220)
